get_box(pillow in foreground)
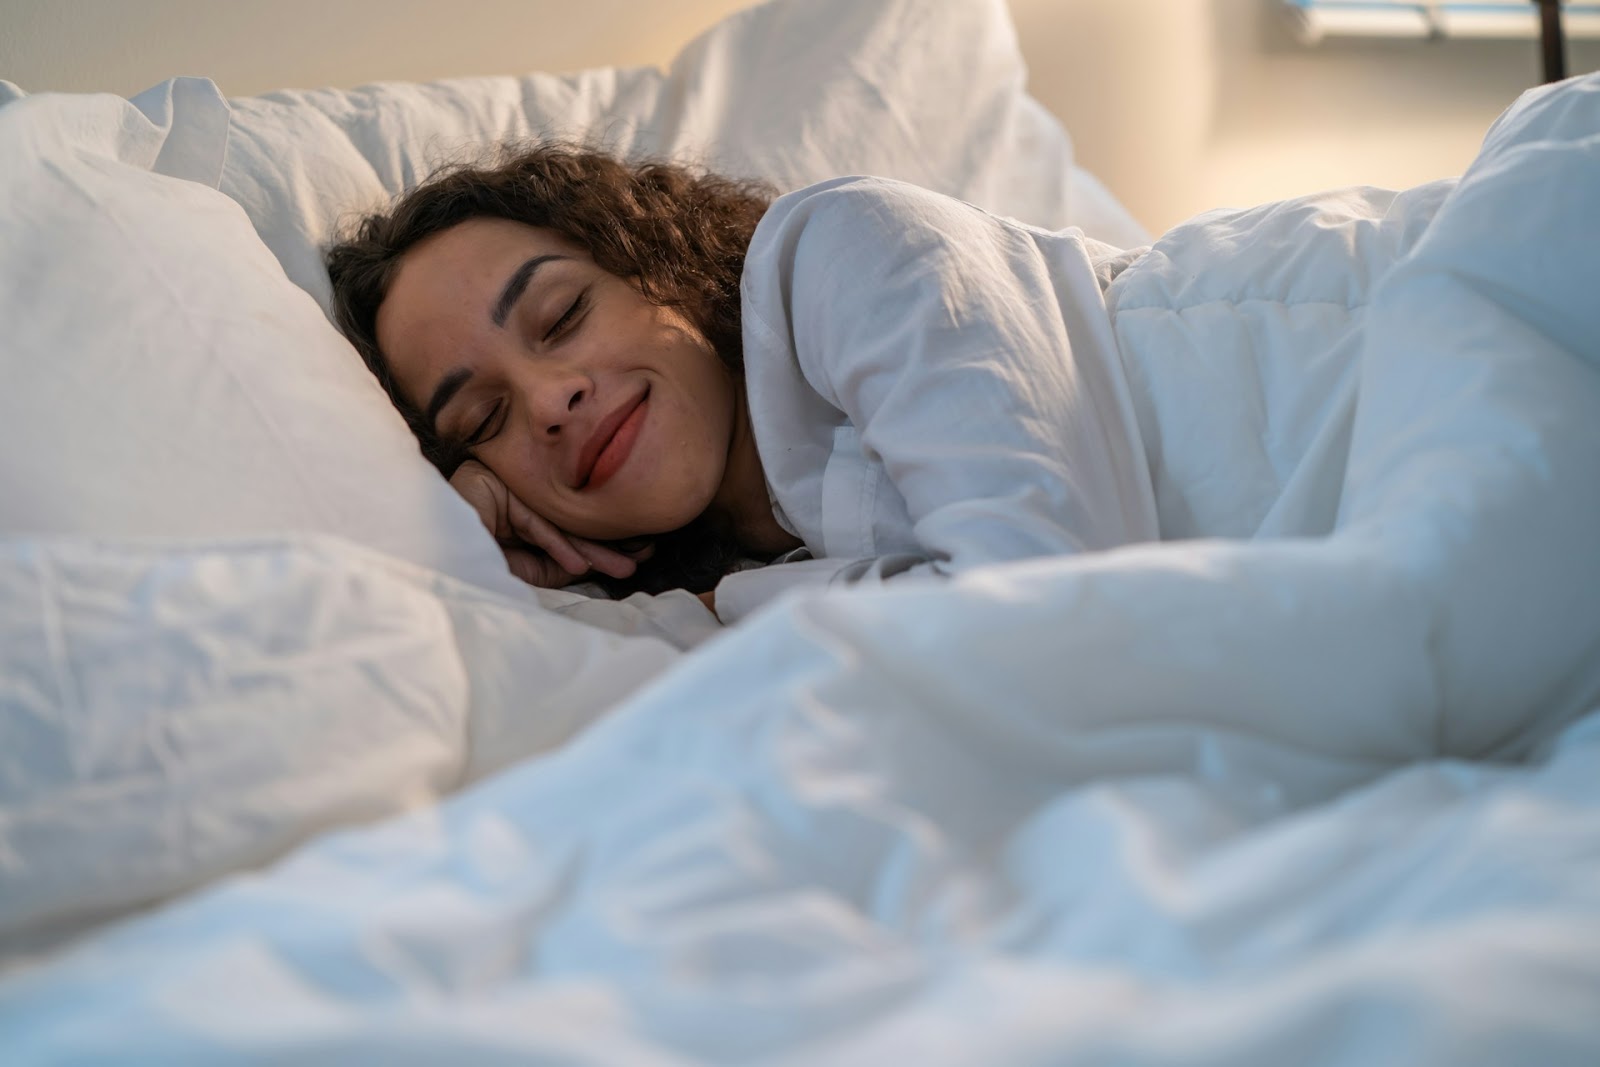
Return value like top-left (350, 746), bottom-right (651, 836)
top-left (0, 79), bottom-right (521, 595)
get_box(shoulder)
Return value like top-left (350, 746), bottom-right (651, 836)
top-left (739, 178), bottom-right (969, 409)
top-left (747, 175), bottom-right (975, 265)
top-left (762, 174), bottom-right (951, 221)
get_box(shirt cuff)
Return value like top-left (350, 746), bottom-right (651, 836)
top-left (713, 556), bottom-right (869, 624)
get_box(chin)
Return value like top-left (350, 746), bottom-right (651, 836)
top-left (574, 462), bottom-right (723, 543)
top-left (568, 502), bottom-right (703, 544)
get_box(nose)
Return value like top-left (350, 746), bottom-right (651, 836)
top-left (518, 362), bottom-right (592, 437)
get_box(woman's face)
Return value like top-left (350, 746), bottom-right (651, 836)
top-left (376, 217), bottom-right (738, 541)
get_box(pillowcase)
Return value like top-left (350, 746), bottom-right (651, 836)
top-left (215, 0), bottom-right (1148, 310)
top-left (0, 82), bottom-right (706, 956)
top-left (0, 79), bottom-right (525, 596)
top-left (0, 533), bottom-right (684, 959)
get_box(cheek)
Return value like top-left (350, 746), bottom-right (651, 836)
top-left (509, 470), bottom-right (559, 514)
top-left (700, 373), bottom-right (738, 458)
top-left (476, 440), bottom-right (556, 512)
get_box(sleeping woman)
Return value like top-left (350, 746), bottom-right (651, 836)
top-left (325, 145), bottom-right (1159, 623)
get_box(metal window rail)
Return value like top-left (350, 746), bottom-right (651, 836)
top-left (1285, 1), bottom-right (1581, 82)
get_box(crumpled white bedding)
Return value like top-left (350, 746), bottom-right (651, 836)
top-left (1, 72), bottom-right (1597, 1063)
top-left (0, 536), bottom-right (705, 958)
top-left (5, 680), bottom-right (1598, 1064)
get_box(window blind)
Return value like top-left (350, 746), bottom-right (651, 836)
top-left (1284, 1), bottom-right (1600, 42)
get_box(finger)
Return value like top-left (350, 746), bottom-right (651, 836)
top-left (505, 496), bottom-right (589, 575)
top-left (502, 546), bottom-right (545, 587)
top-left (448, 462), bottom-right (506, 535)
top-left (503, 546), bottom-right (587, 589)
top-left (568, 536), bottom-right (641, 580)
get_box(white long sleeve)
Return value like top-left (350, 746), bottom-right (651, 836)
top-left (716, 177), bottom-right (1158, 622)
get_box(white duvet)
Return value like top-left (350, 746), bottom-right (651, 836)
top-left (2, 65), bottom-right (1598, 1064)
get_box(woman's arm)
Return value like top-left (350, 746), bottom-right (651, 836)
top-left (717, 177), bottom-right (1158, 620)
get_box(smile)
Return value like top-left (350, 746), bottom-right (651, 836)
top-left (577, 388), bottom-right (649, 491)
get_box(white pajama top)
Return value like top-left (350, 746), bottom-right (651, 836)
top-left (714, 176), bottom-right (1159, 623)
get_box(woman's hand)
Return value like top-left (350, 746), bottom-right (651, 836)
top-left (449, 460), bottom-right (648, 588)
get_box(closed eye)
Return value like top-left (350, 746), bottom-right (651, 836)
top-left (467, 400), bottom-right (503, 447)
top-left (544, 289), bottom-right (589, 341)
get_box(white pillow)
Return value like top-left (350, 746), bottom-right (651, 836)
top-left (0, 533), bottom-right (683, 959)
top-left (0, 79), bottom-right (524, 597)
top-left (0, 80), bottom-right (724, 954)
top-left (216, 0), bottom-right (1148, 310)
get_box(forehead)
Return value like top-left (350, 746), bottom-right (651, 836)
top-left (386, 217), bottom-right (582, 305)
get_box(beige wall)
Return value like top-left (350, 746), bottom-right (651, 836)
top-left (1010, 0), bottom-right (1600, 232)
top-left (0, 0), bottom-right (758, 96)
top-left (3, 0), bottom-right (1596, 234)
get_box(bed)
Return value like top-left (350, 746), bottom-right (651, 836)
top-left (2, 0), bottom-right (1598, 1062)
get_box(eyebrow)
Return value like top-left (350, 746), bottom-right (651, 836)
top-left (425, 367), bottom-right (473, 436)
top-left (492, 253), bottom-right (569, 328)
top-left (424, 253), bottom-right (571, 435)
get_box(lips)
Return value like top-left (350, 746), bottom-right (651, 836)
top-left (575, 388), bottom-right (648, 490)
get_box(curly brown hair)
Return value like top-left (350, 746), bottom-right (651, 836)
top-left (325, 142), bottom-right (776, 596)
